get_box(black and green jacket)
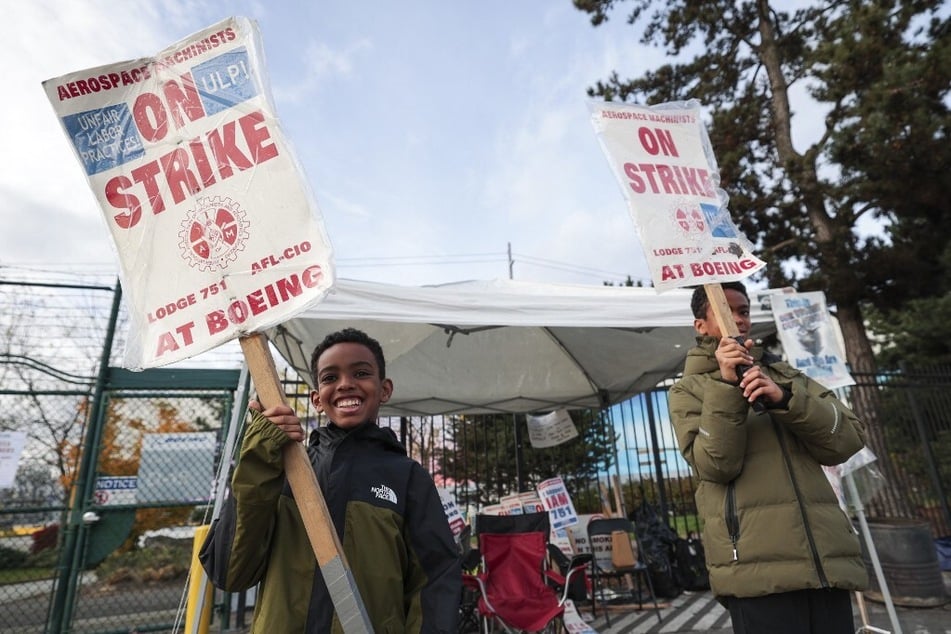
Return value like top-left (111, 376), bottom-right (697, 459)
top-left (200, 411), bottom-right (461, 632)
top-left (668, 336), bottom-right (868, 599)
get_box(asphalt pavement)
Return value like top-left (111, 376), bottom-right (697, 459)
top-left (3, 573), bottom-right (949, 633)
top-left (586, 574), bottom-right (951, 634)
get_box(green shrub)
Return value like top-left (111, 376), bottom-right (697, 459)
top-left (26, 547), bottom-right (59, 568)
top-left (0, 545), bottom-right (28, 569)
top-left (96, 540), bottom-right (191, 585)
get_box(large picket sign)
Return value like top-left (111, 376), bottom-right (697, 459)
top-left (589, 100), bottom-right (764, 290)
top-left (43, 16), bottom-right (334, 368)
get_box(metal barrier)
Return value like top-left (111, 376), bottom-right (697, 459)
top-left (2, 275), bottom-right (949, 632)
top-left (1, 368), bottom-right (241, 634)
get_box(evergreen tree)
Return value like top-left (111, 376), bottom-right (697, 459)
top-left (440, 410), bottom-right (615, 511)
top-left (574, 0), bottom-right (950, 512)
top-left (868, 244), bottom-right (951, 368)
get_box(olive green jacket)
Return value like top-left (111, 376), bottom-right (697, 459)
top-left (668, 337), bottom-right (868, 598)
top-left (200, 412), bottom-right (461, 632)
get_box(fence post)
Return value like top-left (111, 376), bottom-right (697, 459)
top-left (900, 362), bottom-right (951, 533)
top-left (514, 413), bottom-right (526, 492)
top-left (644, 393), bottom-right (669, 519)
top-left (47, 280), bottom-right (121, 633)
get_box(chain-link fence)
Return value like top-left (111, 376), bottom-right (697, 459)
top-left (1, 368), bottom-right (241, 634)
top-left (0, 273), bottom-right (246, 633)
top-left (2, 270), bottom-right (949, 632)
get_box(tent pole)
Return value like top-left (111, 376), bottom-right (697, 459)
top-left (514, 413), bottom-right (526, 492)
top-left (845, 471), bottom-right (902, 634)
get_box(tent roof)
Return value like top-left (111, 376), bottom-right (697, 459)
top-left (267, 278), bottom-right (776, 416)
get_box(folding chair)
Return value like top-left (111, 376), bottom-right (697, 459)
top-left (545, 543), bottom-right (591, 606)
top-left (587, 517), bottom-right (662, 625)
top-left (458, 524), bottom-right (483, 633)
top-left (463, 512), bottom-right (590, 633)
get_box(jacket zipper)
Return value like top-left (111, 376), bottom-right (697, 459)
top-left (771, 418), bottom-right (829, 587)
top-left (725, 483), bottom-right (739, 561)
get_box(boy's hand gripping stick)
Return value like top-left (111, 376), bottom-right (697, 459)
top-left (703, 284), bottom-right (767, 413)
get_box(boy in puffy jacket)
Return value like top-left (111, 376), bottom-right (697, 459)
top-left (668, 282), bottom-right (867, 634)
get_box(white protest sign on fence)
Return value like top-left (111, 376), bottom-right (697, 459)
top-left (526, 409), bottom-right (579, 448)
top-left (771, 290), bottom-right (855, 389)
top-left (437, 488), bottom-right (466, 538)
top-left (565, 513), bottom-right (604, 556)
top-left (499, 493), bottom-right (526, 515)
top-left (0, 431), bottom-right (27, 488)
top-left (589, 100), bottom-right (765, 290)
top-left (536, 476), bottom-right (579, 531)
top-left (480, 504), bottom-right (503, 516)
top-left (517, 491), bottom-right (545, 513)
top-left (43, 16), bottom-right (334, 369)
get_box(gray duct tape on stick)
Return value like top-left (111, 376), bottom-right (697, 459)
top-left (323, 556), bottom-right (373, 633)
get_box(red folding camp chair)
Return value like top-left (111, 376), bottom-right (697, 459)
top-left (463, 512), bottom-right (591, 633)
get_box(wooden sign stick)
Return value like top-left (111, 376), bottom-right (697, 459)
top-left (703, 283), bottom-right (766, 412)
top-left (598, 482), bottom-right (615, 518)
top-left (239, 333), bottom-right (372, 633)
top-left (702, 283), bottom-right (740, 341)
top-left (611, 474), bottom-right (626, 519)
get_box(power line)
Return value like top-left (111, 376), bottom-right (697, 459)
top-left (512, 253), bottom-right (634, 280)
top-left (338, 257), bottom-right (507, 269)
top-left (336, 251), bottom-right (507, 264)
top-left (2, 249), bottom-right (648, 285)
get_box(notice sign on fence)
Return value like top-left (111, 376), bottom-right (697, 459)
top-left (94, 476), bottom-right (138, 506)
top-left (43, 17), bottom-right (335, 369)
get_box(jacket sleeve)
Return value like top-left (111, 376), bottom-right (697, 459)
top-left (767, 365), bottom-right (866, 466)
top-left (199, 411), bottom-right (292, 591)
top-left (669, 375), bottom-right (752, 483)
top-left (403, 463), bottom-right (461, 633)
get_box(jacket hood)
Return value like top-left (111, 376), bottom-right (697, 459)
top-left (683, 336), bottom-right (720, 376)
top-left (308, 420), bottom-right (407, 456)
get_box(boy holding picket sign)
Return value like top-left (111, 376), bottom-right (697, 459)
top-left (43, 16), bottom-right (444, 632)
top-left (671, 281), bottom-right (868, 632)
top-left (590, 101), bottom-right (868, 633)
top-left (202, 327), bottom-right (461, 632)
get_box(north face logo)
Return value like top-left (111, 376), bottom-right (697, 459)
top-left (371, 484), bottom-right (397, 505)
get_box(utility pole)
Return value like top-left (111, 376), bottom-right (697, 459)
top-left (507, 242), bottom-right (514, 280)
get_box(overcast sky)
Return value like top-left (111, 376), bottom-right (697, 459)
top-left (3, 0), bottom-right (684, 287)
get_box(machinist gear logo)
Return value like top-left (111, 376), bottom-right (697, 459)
top-left (674, 206), bottom-right (706, 234)
top-left (178, 196), bottom-right (250, 271)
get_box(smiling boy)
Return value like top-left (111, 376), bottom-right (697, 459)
top-left (201, 328), bottom-right (461, 632)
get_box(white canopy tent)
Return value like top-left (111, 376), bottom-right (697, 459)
top-left (266, 278), bottom-right (777, 417)
top-left (265, 278), bottom-right (908, 634)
